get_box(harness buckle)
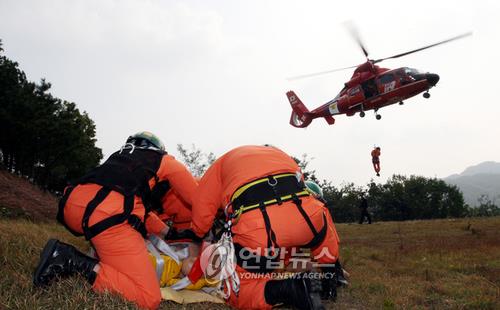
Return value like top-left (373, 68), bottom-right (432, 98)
top-left (267, 176), bottom-right (283, 204)
top-left (119, 143), bottom-right (136, 154)
top-left (267, 176), bottom-right (278, 187)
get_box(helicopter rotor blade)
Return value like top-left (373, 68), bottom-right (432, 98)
top-left (287, 64), bottom-right (359, 81)
top-left (373, 32), bottom-right (472, 64)
top-left (345, 21), bottom-right (369, 58)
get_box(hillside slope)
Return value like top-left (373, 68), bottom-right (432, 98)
top-left (447, 161), bottom-right (500, 178)
top-left (444, 161), bottom-right (500, 206)
top-left (446, 174), bottom-right (500, 206)
top-left (0, 168), bottom-right (58, 221)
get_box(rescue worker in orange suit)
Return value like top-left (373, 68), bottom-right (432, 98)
top-left (189, 145), bottom-right (346, 310)
top-left (157, 188), bottom-right (194, 230)
top-left (371, 146), bottom-right (381, 177)
top-left (33, 132), bottom-right (198, 310)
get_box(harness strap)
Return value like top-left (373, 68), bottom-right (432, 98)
top-left (291, 193), bottom-right (328, 248)
top-left (82, 187), bottom-right (112, 240)
top-left (81, 189), bottom-right (148, 240)
top-left (231, 173), bottom-right (310, 219)
top-left (231, 173), bottom-right (297, 201)
top-left (292, 194), bottom-right (318, 235)
top-left (258, 202), bottom-right (279, 250)
top-left (233, 211), bottom-right (327, 274)
top-left (233, 190), bottom-right (310, 218)
top-left (230, 175), bottom-right (330, 274)
top-left (233, 243), bottom-right (280, 274)
top-left (229, 173), bottom-right (332, 274)
top-left (231, 173), bottom-right (306, 252)
top-left (301, 213), bottom-right (327, 248)
top-left (58, 185), bottom-right (148, 240)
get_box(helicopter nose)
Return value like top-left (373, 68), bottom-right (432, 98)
top-left (426, 73), bottom-right (440, 86)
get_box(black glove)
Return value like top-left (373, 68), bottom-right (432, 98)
top-left (164, 227), bottom-right (179, 240)
top-left (165, 228), bottom-right (203, 243)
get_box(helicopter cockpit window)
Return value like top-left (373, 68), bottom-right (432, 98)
top-left (404, 67), bottom-right (420, 78)
top-left (379, 74), bottom-right (395, 84)
top-left (396, 69), bottom-right (410, 85)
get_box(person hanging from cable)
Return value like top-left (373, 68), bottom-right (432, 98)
top-left (371, 146), bottom-right (381, 177)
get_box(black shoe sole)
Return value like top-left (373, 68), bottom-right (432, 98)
top-left (308, 278), bottom-right (325, 310)
top-left (33, 239), bottom-right (59, 287)
top-left (301, 277), bottom-right (325, 310)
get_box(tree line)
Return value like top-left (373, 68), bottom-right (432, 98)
top-left (0, 39), bottom-right (102, 191)
top-left (294, 155), bottom-right (500, 222)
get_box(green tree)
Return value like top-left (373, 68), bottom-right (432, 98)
top-left (176, 144), bottom-right (216, 177)
top-left (467, 195), bottom-right (500, 217)
top-left (367, 175), bottom-right (467, 221)
top-left (0, 39), bottom-right (102, 191)
top-left (323, 181), bottom-right (364, 223)
top-left (292, 153), bottom-right (318, 181)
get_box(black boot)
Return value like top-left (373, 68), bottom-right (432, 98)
top-left (335, 260), bottom-right (349, 287)
top-left (33, 239), bottom-right (98, 287)
top-left (320, 261), bottom-right (348, 301)
top-left (264, 275), bottom-right (325, 310)
top-left (320, 266), bottom-right (337, 301)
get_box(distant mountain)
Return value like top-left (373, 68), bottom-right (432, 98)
top-left (444, 161), bottom-right (500, 207)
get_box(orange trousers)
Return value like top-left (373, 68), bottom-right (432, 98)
top-left (228, 197), bottom-right (340, 310)
top-left (63, 184), bottom-right (161, 310)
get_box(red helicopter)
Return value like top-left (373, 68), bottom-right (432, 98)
top-left (286, 29), bottom-right (471, 128)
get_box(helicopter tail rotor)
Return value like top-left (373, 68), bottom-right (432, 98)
top-left (286, 91), bottom-right (313, 128)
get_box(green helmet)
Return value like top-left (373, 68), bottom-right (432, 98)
top-left (126, 131), bottom-right (165, 151)
top-left (305, 180), bottom-right (323, 199)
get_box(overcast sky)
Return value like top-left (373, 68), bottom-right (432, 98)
top-left (1, 0), bottom-right (499, 186)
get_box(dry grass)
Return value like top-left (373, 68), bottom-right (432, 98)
top-left (335, 217), bottom-right (500, 310)
top-left (1, 217), bottom-right (499, 309)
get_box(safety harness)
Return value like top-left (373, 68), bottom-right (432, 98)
top-left (228, 173), bottom-right (328, 274)
top-left (57, 145), bottom-right (170, 240)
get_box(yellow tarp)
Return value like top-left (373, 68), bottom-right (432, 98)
top-left (160, 287), bottom-right (225, 304)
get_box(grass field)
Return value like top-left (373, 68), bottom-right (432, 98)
top-left (1, 217), bottom-right (499, 309)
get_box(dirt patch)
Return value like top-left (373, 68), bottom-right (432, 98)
top-left (0, 169), bottom-right (58, 222)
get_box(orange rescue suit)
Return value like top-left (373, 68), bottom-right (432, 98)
top-left (371, 148), bottom-right (381, 161)
top-left (371, 148), bottom-right (381, 174)
top-left (157, 189), bottom-right (193, 230)
top-left (61, 153), bottom-right (197, 310)
top-left (190, 145), bottom-right (340, 310)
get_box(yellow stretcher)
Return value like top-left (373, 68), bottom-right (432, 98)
top-left (147, 238), bottom-right (224, 304)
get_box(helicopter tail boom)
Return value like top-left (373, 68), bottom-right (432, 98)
top-left (286, 91), bottom-right (313, 128)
